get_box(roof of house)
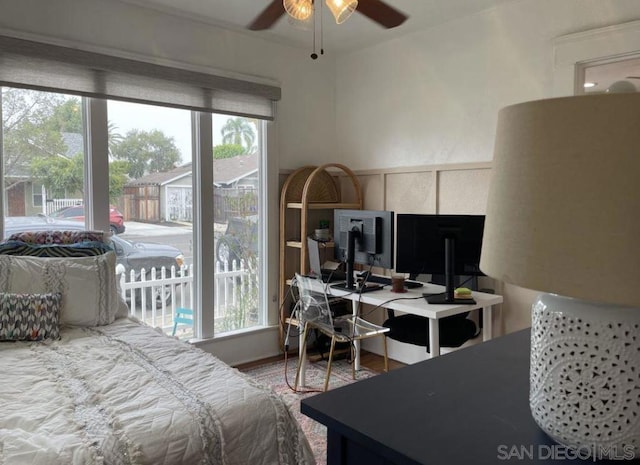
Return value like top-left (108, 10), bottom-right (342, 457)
top-left (126, 163), bottom-right (192, 186)
top-left (214, 153), bottom-right (258, 186)
top-left (125, 153), bottom-right (258, 187)
top-left (6, 132), bottom-right (83, 180)
top-left (62, 132), bottom-right (84, 158)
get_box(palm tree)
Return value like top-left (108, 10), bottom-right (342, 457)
top-left (107, 121), bottom-right (123, 158)
top-left (220, 117), bottom-right (256, 153)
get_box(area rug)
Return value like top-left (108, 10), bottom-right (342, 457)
top-left (241, 357), bottom-right (378, 465)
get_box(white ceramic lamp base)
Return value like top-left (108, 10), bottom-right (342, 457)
top-left (529, 294), bottom-right (640, 460)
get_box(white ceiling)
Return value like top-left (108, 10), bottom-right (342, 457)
top-left (118, 0), bottom-right (517, 53)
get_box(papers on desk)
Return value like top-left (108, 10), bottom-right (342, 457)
top-left (322, 261), bottom-right (341, 270)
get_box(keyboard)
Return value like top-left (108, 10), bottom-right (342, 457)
top-left (358, 273), bottom-right (424, 289)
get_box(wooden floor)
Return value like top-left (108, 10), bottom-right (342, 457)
top-left (235, 350), bottom-right (406, 373)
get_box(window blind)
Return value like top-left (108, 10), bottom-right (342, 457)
top-left (0, 35), bottom-right (281, 120)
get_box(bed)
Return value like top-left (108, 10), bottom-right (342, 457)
top-left (0, 231), bottom-right (315, 465)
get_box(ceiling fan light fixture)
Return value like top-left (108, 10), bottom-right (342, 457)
top-left (283, 0), bottom-right (313, 21)
top-left (326, 0), bottom-right (358, 24)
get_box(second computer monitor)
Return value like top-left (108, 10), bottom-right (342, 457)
top-left (333, 209), bottom-right (395, 270)
top-left (395, 214), bottom-right (485, 277)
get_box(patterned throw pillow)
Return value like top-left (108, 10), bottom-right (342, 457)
top-left (0, 292), bottom-right (61, 341)
top-left (0, 240), bottom-right (112, 258)
top-left (6, 230), bottom-right (104, 245)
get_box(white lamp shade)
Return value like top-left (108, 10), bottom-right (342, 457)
top-left (326, 0), bottom-right (358, 24)
top-left (480, 93), bottom-right (640, 307)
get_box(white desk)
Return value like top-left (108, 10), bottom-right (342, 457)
top-left (297, 280), bottom-right (503, 387)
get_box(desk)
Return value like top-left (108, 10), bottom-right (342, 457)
top-left (301, 330), bottom-right (607, 465)
top-left (297, 279), bottom-right (502, 386)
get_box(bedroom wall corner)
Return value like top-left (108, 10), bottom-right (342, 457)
top-left (326, 163), bottom-right (533, 345)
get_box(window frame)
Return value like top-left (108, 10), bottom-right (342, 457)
top-left (0, 33), bottom-right (278, 342)
top-left (1, 90), bottom-right (269, 341)
top-left (85, 101), bottom-right (269, 340)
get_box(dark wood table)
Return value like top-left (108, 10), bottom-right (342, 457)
top-left (301, 330), bottom-right (632, 464)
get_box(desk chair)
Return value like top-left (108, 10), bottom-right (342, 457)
top-left (293, 273), bottom-right (390, 391)
top-left (383, 275), bottom-right (480, 352)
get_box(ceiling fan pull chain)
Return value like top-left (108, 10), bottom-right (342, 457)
top-left (310, 0), bottom-right (318, 59)
top-left (320, 0), bottom-right (324, 55)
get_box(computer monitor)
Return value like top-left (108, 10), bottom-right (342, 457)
top-left (333, 209), bottom-right (395, 291)
top-left (396, 214), bottom-right (485, 304)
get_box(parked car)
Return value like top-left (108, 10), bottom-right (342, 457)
top-left (3, 216), bottom-right (184, 303)
top-left (49, 205), bottom-right (126, 235)
top-left (216, 215), bottom-right (258, 264)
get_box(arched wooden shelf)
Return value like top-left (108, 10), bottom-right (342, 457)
top-left (278, 163), bottom-right (362, 346)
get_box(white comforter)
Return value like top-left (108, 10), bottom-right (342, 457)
top-left (0, 318), bottom-right (315, 465)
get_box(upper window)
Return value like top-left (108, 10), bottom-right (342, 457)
top-left (579, 55), bottom-right (640, 94)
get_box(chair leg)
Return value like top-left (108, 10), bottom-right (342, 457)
top-left (351, 342), bottom-right (356, 380)
top-left (324, 337), bottom-right (337, 392)
top-left (382, 335), bottom-right (389, 372)
top-left (294, 325), bottom-right (310, 391)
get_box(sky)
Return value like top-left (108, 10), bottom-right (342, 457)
top-left (108, 101), bottom-right (228, 164)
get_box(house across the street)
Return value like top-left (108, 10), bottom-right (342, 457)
top-left (123, 153), bottom-right (258, 223)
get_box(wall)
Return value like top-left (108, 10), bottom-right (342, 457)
top-left (356, 163), bottom-right (502, 363)
top-left (2, 0), bottom-right (640, 363)
top-left (330, 0), bottom-right (640, 356)
top-left (334, 0), bottom-right (640, 170)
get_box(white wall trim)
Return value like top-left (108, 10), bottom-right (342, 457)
top-left (281, 161), bottom-right (493, 178)
top-left (552, 20), bottom-right (640, 96)
top-left (193, 325), bottom-right (282, 366)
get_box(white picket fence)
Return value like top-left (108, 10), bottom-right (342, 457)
top-left (117, 259), bottom-right (258, 336)
top-left (44, 198), bottom-right (83, 215)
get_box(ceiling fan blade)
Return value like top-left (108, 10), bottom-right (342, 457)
top-left (356, 0), bottom-right (408, 29)
top-left (248, 0), bottom-right (285, 30)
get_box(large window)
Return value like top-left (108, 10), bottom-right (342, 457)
top-left (0, 35), bottom-right (279, 341)
top-left (1, 87), bottom-right (267, 339)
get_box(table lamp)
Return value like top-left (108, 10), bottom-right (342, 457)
top-left (480, 93), bottom-right (640, 459)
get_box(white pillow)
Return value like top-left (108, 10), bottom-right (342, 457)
top-left (0, 252), bottom-right (128, 326)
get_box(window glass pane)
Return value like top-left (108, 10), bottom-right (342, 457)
top-left (32, 182), bottom-right (43, 207)
top-left (2, 87), bottom-right (86, 235)
top-left (107, 100), bottom-right (193, 336)
top-left (213, 116), bottom-right (262, 335)
top-left (581, 55), bottom-right (640, 94)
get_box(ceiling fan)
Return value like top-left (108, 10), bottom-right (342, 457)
top-left (248, 0), bottom-right (408, 31)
